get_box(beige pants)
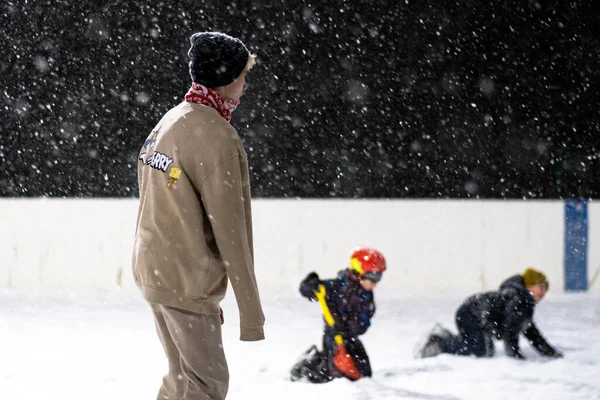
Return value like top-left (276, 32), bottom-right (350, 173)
top-left (151, 303), bottom-right (229, 400)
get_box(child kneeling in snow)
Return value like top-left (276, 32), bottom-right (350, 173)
top-left (416, 268), bottom-right (563, 360)
top-left (290, 247), bottom-right (386, 383)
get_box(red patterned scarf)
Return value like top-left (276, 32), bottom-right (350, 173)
top-left (184, 82), bottom-right (239, 122)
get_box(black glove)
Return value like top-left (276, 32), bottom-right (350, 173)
top-left (299, 272), bottom-right (321, 300)
top-left (303, 272), bottom-right (321, 290)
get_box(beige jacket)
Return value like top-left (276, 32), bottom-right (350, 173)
top-left (132, 101), bottom-right (265, 341)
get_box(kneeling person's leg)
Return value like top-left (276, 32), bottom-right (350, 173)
top-left (344, 337), bottom-right (372, 378)
top-left (290, 344), bottom-right (333, 383)
top-left (453, 308), bottom-right (492, 357)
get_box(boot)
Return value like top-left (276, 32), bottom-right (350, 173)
top-left (417, 334), bottom-right (444, 358)
top-left (290, 345), bottom-right (333, 383)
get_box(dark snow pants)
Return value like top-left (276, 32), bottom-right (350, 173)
top-left (291, 332), bottom-right (372, 383)
top-left (323, 331), bottom-right (372, 377)
top-left (151, 303), bottom-right (229, 400)
top-left (440, 304), bottom-right (494, 357)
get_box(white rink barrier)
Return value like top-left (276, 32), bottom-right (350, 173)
top-left (0, 198), bottom-right (597, 292)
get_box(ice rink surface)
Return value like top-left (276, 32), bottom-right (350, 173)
top-left (1, 288), bottom-right (598, 400)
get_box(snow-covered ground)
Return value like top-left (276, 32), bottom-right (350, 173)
top-left (1, 288), bottom-right (598, 400)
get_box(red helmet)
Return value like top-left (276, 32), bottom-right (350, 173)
top-left (349, 247), bottom-right (386, 282)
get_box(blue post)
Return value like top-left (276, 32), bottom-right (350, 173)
top-left (564, 200), bottom-right (588, 291)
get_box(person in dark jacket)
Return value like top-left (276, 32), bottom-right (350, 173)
top-left (290, 247), bottom-right (387, 383)
top-left (417, 268), bottom-right (563, 360)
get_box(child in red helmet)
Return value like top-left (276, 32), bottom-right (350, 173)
top-left (290, 247), bottom-right (386, 383)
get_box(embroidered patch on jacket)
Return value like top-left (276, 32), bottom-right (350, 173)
top-left (166, 167), bottom-right (181, 189)
top-left (144, 151), bottom-right (173, 172)
top-left (138, 126), bottom-right (161, 164)
top-left (143, 129), bottom-right (159, 149)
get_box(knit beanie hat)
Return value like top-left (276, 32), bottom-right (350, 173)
top-left (523, 268), bottom-right (549, 290)
top-left (188, 32), bottom-right (250, 88)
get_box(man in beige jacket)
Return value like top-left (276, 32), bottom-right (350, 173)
top-left (132, 32), bottom-right (265, 400)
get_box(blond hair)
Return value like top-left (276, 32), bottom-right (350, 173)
top-left (523, 268), bottom-right (549, 290)
top-left (245, 54), bottom-right (257, 71)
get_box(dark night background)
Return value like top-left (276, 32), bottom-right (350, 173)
top-left (1, 0), bottom-right (599, 198)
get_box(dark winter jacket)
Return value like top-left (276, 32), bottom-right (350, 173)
top-left (300, 270), bottom-right (375, 340)
top-left (460, 275), bottom-right (559, 359)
